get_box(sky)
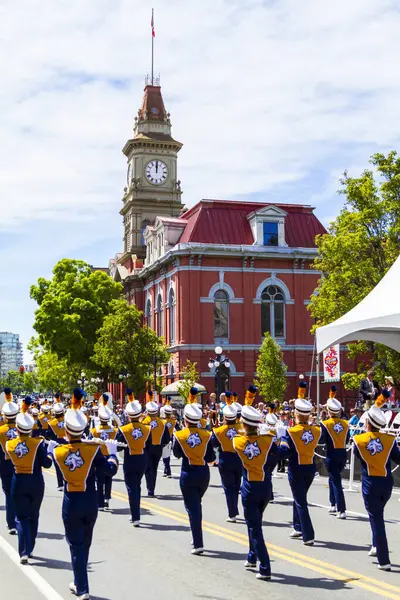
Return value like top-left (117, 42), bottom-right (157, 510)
top-left (1, 0), bottom-right (400, 362)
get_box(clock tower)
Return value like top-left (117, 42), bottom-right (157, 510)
top-left (120, 76), bottom-right (184, 260)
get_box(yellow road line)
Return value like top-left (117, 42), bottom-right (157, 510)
top-left (111, 489), bottom-right (400, 599)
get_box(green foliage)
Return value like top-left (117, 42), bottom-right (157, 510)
top-left (23, 371), bottom-right (39, 393)
top-left (92, 299), bottom-right (169, 394)
top-left (309, 151), bottom-right (400, 386)
top-left (255, 333), bottom-right (287, 404)
top-left (341, 372), bottom-right (363, 391)
top-left (4, 370), bottom-right (25, 394)
top-left (177, 360), bottom-right (200, 403)
top-left (30, 259), bottom-right (123, 370)
top-left (29, 337), bottom-right (79, 393)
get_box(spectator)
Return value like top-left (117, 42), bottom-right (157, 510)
top-left (349, 407), bottom-right (364, 436)
top-left (384, 376), bottom-right (395, 408)
top-left (358, 371), bottom-right (380, 409)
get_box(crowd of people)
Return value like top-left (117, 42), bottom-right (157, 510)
top-left (0, 380), bottom-right (399, 598)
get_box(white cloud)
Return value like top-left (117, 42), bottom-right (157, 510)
top-left (1, 0), bottom-right (400, 356)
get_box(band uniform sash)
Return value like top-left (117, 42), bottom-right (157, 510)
top-left (174, 427), bottom-right (211, 466)
top-left (49, 416), bottom-right (66, 439)
top-left (54, 443), bottom-right (99, 492)
top-left (6, 436), bottom-right (43, 474)
top-left (233, 434), bottom-right (274, 482)
top-left (322, 418), bottom-right (349, 449)
top-left (119, 423), bottom-right (151, 455)
top-left (288, 424), bottom-right (320, 465)
top-left (354, 432), bottom-right (395, 477)
top-left (91, 426), bottom-right (117, 456)
top-left (163, 417), bottom-right (177, 433)
top-left (0, 423), bottom-right (18, 453)
top-left (213, 423), bottom-right (242, 452)
top-left (142, 416), bottom-right (166, 446)
top-left (38, 413), bottom-right (50, 430)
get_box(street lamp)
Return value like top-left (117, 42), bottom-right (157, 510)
top-left (77, 371), bottom-right (86, 390)
top-left (208, 346), bottom-right (231, 399)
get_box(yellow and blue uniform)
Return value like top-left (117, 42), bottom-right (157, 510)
top-left (211, 423), bottom-right (242, 519)
top-left (280, 424), bottom-right (321, 542)
top-left (48, 415), bottom-right (67, 488)
top-left (38, 412), bottom-right (50, 432)
top-left (233, 433), bottom-right (280, 576)
top-left (32, 418), bottom-right (43, 438)
top-left (6, 435), bottom-right (52, 557)
top-left (116, 422), bottom-right (152, 522)
top-left (90, 425), bottom-right (118, 509)
top-left (354, 432), bottom-right (400, 566)
top-left (54, 441), bottom-right (118, 597)
top-left (162, 417), bottom-right (177, 477)
top-left (0, 422), bottom-right (18, 530)
top-left (173, 427), bottom-right (215, 549)
top-left (142, 415), bottom-right (170, 496)
top-left (320, 417), bottom-right (349, 513)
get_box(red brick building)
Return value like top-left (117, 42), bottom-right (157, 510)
top-left (109, 80), bottom-right (354, 402)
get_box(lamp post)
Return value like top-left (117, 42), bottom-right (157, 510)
top-left (153, 354), bottom-right (158, 395)
top-left (77, 371), bottom-right (87, 390)
top-left (208, 346), bottom-right (231, 400)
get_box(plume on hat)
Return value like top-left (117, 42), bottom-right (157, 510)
top-left (225, 391), bottom-right (233, 405)
top-left (297, 378), bottom-right (307, 399)
top-left (329, 385), bottom-right (337, 399)
top-left (126, 388), bottom-right (135, 402)
top-left (188, 386), bottom-right (198, 404)
top-left (146, 389), bottom-right (153, 403)
top-left (71, 388), bottom-right (84, 410)
top-left (375, 388), bottom-right (391, 408)
top-left (245, 385), bottom-right (258, 406)
top-left (21, 396), bottom-right (32, 413)
top-left (165, 395), bottom-right (172, 406)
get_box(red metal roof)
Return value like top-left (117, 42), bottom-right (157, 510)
top-left (178, 200), bottom-right (326, 248)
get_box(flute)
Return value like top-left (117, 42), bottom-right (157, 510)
top-left (47, 437), bottom-right (129, 449)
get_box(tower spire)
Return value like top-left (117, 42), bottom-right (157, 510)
top-left (151, 8), bottom-right (155, 86)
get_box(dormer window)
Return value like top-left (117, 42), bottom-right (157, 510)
top-left (263, 222), bottom-right (278, 246)
top-left (247, 205), bottom-right (288, 247)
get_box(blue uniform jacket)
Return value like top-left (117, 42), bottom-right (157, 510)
top-left (210, 431), bottom-right (242, 470)
top-left (172, 435), bottom-right (215, 482)
top-left (116, 429), bottom-right (152, 474)
top-left (354, 437), bottom-right (400, 494)
top-left (319, 423), bottom-right (349, 464)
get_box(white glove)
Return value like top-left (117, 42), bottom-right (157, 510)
top-left (47, 440), bottom-right (58, 456)
top-left (276, 425), bottom-right (286, 439)
top-left (106, 440), bottom-right (118, 456)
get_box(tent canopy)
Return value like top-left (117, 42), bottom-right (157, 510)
top-left (160, 381), bottom-right (207, 397)
top-left (316, 254), bottom-right (400, 354)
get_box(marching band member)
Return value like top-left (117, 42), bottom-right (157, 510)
top-left (116, 399), bottom-right (151, 526)
top-left (51, 407), bottom-right (118, 600)
top-left (264, 411), bottom-right (280, 502)
top-left (31, 407), bottom-right (42, 438)
top-left (280, 381), bottom-right (320, 545)
top-left (233, 404), bottom-right (280, 580)
top-left (90, 403), bottom-right (118, 511)
top-left (5, 401), bottom-right (53, 563)
top-left (161, 398), bottom-right (177, 478)
top-left (173, 403), bottom-right (215, 555)
top-left (353, 405), bottom-right (400, 571)
top-left (211, 400), bottom-right (242, 522)
top-left (319, 387), bottom-right (349, 519)
top-left (0, 389), bottom-right (18, 534)
top-left (38, 401), bottom-right (51, 434)
top-left (142, 392), bottom-right (170, 497)
top-left (232, 400), bottom-right (243, 422)
top-left (188, 387), bottom-right (207, 429)
top-left (47, 399), bottom-right (68, 491)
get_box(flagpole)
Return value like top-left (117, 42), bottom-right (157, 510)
top-left (151, 8), bottom-right (154, 85)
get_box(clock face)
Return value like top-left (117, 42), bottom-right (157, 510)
top-left (127, 162), bottom-right (132, 185)
top-left (146, 160), bottom-right (168, 185)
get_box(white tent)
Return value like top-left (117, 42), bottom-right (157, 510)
top-left (316, 254), bottom-right (400, 353)
top-left (160, 381), bottom-right (207, 396)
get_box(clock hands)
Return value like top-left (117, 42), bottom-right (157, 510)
top-left (155, 160), bottom-right (158, 173)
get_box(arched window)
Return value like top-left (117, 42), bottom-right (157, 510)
top-left (157, 293), bottom-right (163, 337)
top-left (261, 285), bottom-right (285, 338)
top-left (145, 299), bottom-right (152, 329)
top-left (169, 288), bottom-right (176, 344)
top-left (214, 290), bottom-right (229, 339)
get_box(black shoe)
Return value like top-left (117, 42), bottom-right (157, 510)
top-left (148, 492), bottom-right (155, 498)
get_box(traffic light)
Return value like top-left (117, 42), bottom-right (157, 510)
top-left (19, 366), bottom-right (25, 374)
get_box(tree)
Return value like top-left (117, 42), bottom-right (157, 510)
top-left (30, 259), bottom-right (123, 370)
top-left (309, 151), bottom-right (400, 385)
top-left (23, 371), bottom-right (39, 393)
top-left (5, 370), bottom-right (25, 394)
top-left (91, 299), bottom-right (169, 394)
top-left (177, 360), bottom-right (200, 404)
top-left (255, 333), bottom-right (287, 404)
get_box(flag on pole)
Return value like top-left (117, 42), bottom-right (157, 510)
top-left (151, 10), bottom-right (155, 37)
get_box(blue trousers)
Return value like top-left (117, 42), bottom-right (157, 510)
top-left (180, 470), bottom-right (210, 549)
top-left (1, 468), bottom-right (16, 529)
top-left (288, 468), bottom-right (315, 543)
top-left (362, 481), bottom-right (392, 566)
top-left (96, 472), bottom-right (112, 508)
top-left (11, 475), bottom-right (44, 557)
top-left (54, 460), bottom-right (64, 488)
top-left (242, 482), bottom-right (271, 576)
top-left (124, 470), bottom-right (145, 522)
top-left (219, 461), bottom-right (241, 518)
top-left (326, 459), bottom-right (346, 513)
top-left (145, 446), bottom-right (162, 495)
top-left (163, 457), bottom-right (171, 476)
top-left (62, 492), bottom-right (97, 597)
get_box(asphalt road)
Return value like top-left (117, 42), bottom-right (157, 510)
top-left (1, 458), bottom-right (400, 600)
